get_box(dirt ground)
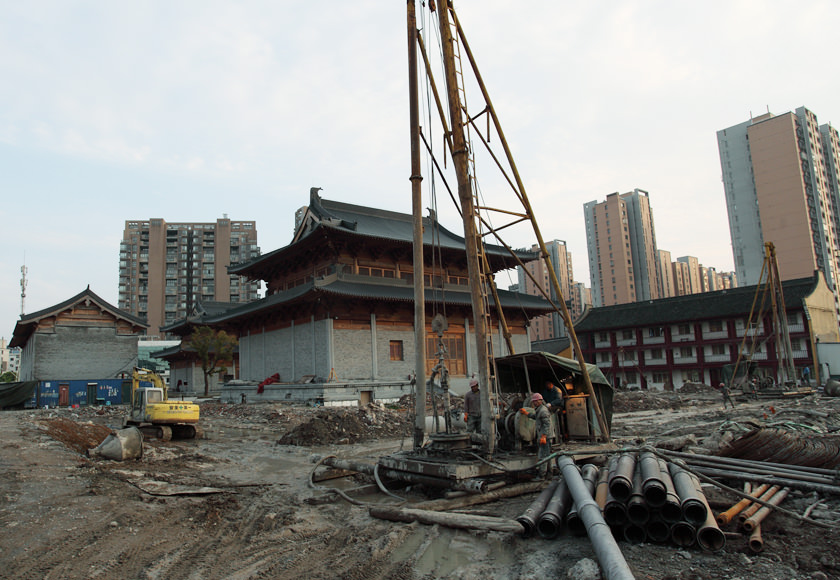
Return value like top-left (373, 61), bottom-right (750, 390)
top-left (1, 390), bottom-right (839, 580)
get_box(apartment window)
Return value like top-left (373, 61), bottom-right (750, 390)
top-left (679, 347), bottom-right (694, 358)
top-left (598, 332), bottom-right (609, 343)
top-left (389, 340), bottom-right (404, 361)
top-left (711, 344), bottom-right (727, 356)
top-left (708, 320), bottom-right (723, 332)
top-left (648, 327), bottom-right (663, 338)
top-left (677, 324), bottom-right (691, 335)
top-left (621, 330), bottom-right (633, 340)
top-left (650, 349), bottom-right (663, 359)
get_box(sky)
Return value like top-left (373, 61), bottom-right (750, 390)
top-left (2, 0), bottom-right (840, 341)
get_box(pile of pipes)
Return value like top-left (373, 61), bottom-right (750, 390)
top-left (517, 451), bottom-right (725, 551)
top-left (716, 482), bottom-right (789, 554)
top-left (663, 449), bottom-right (840, 495)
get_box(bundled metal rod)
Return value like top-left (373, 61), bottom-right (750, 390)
top-left (639, 451), bottom-right (666, 508)
top-left (665, 452), bottom-right (839, 486)
top-left (684, 465), bottom-right (840, 495)
top-left (668, 462), bottom-right (707, 526)
top-left (566, 464), bottom-right (600, 536)
top-left (738, 485), bottom-right (781, 525)
top-left (516, 480), bottom-right (559, 538)
top-left (557, 456), bottom-right (636, 580)
top-left (538, 477), bottom-right (572, 539)
top-left (609, 453), bottom-right (636, 502)
top-left (692, 475), bottom-right (726, 552)
top-left (656, 457), bottom-right (683, 523)
top-left (719, 428), bottom-right (840, 469)
top-left (743, 487), bottom-right (790, 532)
top-left (717, 483), bottom-right (769, 526)
top-left (664, 449), bottom-right (840, 478)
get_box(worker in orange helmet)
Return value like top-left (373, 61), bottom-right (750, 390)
top-left (520, 392), bottom-right (552, 478)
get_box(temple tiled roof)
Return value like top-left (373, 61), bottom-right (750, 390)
top-left (574, 275), bottom-right (820, 332)
top-left (229, 188), bottom-right (538, 280)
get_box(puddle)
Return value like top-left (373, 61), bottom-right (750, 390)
top-left (390, 526), bottom-right (516, 576)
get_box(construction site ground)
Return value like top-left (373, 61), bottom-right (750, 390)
top-left (1, 388), bottom-right (839, 580)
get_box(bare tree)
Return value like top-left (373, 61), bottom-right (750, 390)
top-left (190, 326), bottom-right (237, 397)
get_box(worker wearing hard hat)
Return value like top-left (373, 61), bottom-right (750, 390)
top-left (520, 392), bottom-right (552, 478)
top-left (463, 378), bottom-right (482, 433)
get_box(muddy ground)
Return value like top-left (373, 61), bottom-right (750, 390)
top-left (1, 390), bottom-right (839, 580)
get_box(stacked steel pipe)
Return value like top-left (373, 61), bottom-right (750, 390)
top-left (515, 452), bottom-right (725, 551)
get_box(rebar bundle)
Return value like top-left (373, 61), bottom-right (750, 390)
top-left (721, 428), bottom-right (840, 469)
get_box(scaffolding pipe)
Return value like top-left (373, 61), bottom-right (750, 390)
top-left (557, 456), bottom-right (636, 580)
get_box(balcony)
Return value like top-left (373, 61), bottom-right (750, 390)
top-left (672, 356), bottom-right (698, 365)
top-left (704, 354), bottom-right (731, 363)
top-left (616, 337), bottom-right (637, 347)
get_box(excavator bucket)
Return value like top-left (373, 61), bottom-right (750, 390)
top-left (87, 426), bottom-right (144, 460)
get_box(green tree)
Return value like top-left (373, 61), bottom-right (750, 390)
top-left (189, 326), bottom-right (237, 397)
top-left (0, 371), bottom-right (17, 383)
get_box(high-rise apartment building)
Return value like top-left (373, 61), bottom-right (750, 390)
top-left (584, 189), bottom-right (661, 307)
top-left (517, 240), bottom-right (576, 340)
top-left (657, 249), bottom-right (676, 298)
top-left (717, 107), bottom-right (840, 308)
top-left (119, 217), bottom-right (260, 337)
top-left (676, 256), bottom-right (702, 294)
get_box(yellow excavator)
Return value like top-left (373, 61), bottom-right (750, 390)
top-left (125, 367), bottom-right (201, 440)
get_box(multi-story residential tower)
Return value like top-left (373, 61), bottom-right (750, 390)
top-left (677, 256), bottom-right (702, 294)
top-left (517, 240), bottom-right (576, 340)
top-left (119, 217), bottom-right (260, 337)
top-left (657, 249), bottom-right (676, 298)
top-left (584, 189), bottom-right (661, 307)
top-left (717, 107), bottom-right (840, 314)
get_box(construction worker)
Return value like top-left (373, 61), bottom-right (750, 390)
top-left (463, 378), bottom-right (481, 433)
top-left (520, 392), bottom-right (552, 478)
top-left (544, 380), bottom-right (567, 441)
top-left (719, 382), bottom-right (735, 409)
